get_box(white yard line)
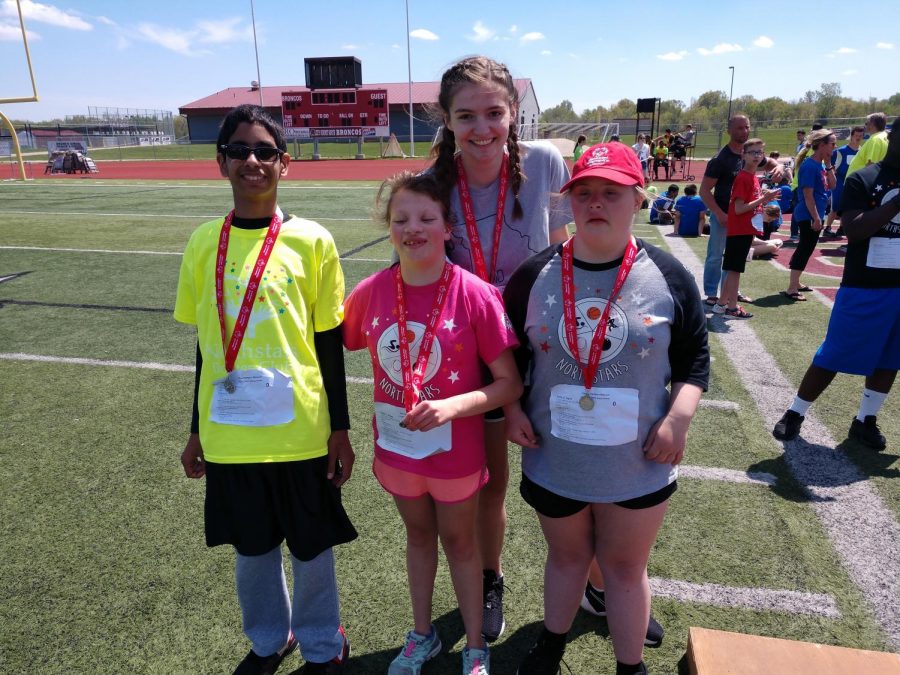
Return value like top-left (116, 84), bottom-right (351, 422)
top-left (0, 245), bottom-right (387, 262)
top-left (698, 399), bottom-right (740, 410)
top-left (659, 226), bottom-right (900, 649)
top-left (679, 465), bottom-right (777, 487)
top-left (650, 577), bottom-right (840, 618)
top-left (0, 210), bottom-right (369, 221)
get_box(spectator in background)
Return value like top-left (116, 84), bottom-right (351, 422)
top-left (652, 142), bottom-right (669, 180)
top-left (610, 134), bottom-right (621, 142)
top-left (574, 135), bottom-right (587, 161)
top-left (760, 203), bottom-right (782, 240)
top-left (674, 183), bottom-right (706, 237)
top-left (846, 113), bottom-right (889, 177)
top-left (796, 129), bottom-right (807, 154)
top-left (782, 129), bottom-right (838, 301)
top-left (823, 125), bottom-right (865, 238)
top-left (700, 114), bottom-right (783, 307)
top-left (632, 134), bottom-right (651, 180)
top-left (677, 124), bottom-right (696, 147)
top-left (650, 184), bottom-right (678, 224)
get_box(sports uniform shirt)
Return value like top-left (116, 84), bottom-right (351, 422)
top-left (343, 265), bottom-right (517, 478)
top-left (832, 144), bottom-right (859, 184)
top-left (837, 161), bottom-right (900, 288)
top-left (504, 241), bottom-right (709, 503)
top-left (174, 214), bottom-right (345, 463)
top-left (445, 140), bottom-right (573, 291)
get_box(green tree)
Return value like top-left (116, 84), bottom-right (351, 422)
top-left (539, 100), bottom-right (579, 123)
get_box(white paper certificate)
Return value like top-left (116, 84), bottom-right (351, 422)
top-left (866, 237), bottom-right (900, 269)
top-left (751, 213), bottom-right (764, 233)
top-left (374, 402), bottom-right (452, 459)
top-left (549, 384), bottom-right (639, 446)
top-left (210, 368), bottom-right (295, 427)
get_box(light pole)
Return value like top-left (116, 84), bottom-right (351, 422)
top-left (405, 0), bottom-right (415, 156)
top-left (250, 0), bottom-right (263, 107)
top-left (726, 66), bottom-right (735, 124)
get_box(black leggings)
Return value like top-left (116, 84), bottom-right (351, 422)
top-left (789, 219), bottom-right (821, 271)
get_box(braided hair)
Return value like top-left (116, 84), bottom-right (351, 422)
top-left (431, 55), bottom-right (525, 219)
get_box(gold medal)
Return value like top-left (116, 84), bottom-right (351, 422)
top-left (579, 394), bottom-right (594, 411)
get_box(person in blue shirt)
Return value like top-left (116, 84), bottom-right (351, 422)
top-left (673, 183), bottom-right (706, 236)
top-left (649, 184), bottom-right (678, 224)
top-left (823, 125), bottom-right (864, 238)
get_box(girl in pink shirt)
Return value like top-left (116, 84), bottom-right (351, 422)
top-left (343, 171), bottom-right (521, 675)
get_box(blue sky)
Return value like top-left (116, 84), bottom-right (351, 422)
top-left (2, 0), bottom-right (898, 122)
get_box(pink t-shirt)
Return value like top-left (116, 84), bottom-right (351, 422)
top-left (343, 264), bottom-right (518, 479)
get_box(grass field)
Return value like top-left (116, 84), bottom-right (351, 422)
top-left (1, 178), bottom-right (898, 674)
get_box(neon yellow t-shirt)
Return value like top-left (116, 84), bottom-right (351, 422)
top-left (846, 131), bottom-right (888, 177)
top-left (174, 214), bottom-right (344, 464)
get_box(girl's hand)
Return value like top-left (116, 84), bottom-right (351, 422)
top-left (403, 399), bottom-right (458, 432)
top-left (642, 414), bottom-right (690, 465)
top-left (506, 405), bottom-right (540, 448)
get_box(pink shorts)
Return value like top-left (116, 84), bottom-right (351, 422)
top-left (373, 456), bottom-right (489, 504)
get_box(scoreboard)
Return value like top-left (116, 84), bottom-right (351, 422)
top-left (281, 88), bottom-right (390, 139)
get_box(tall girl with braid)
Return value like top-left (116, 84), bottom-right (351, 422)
top-left (430, 55), bottom-right (573, 642)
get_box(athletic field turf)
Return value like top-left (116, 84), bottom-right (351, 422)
top-left (1, 178), bottom-right (897, 673)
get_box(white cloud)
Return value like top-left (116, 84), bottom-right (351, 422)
top-left (697, 43), bottom-right (743, 56)
top-left (391, 43), bottom-right (400, 49)
top-left (95, 15), bottom-right (115, 26)
top-left (835, 46), bottom-right (856, 54)
top-left (540, 49), bottom-right (552, 56)
top-left (137, 23), bottom-right (209, 56)
top-left (341, 44), bottom-right (359, 50)
top-left (657, 50), bottom-right (689, 61)
top-left (520, 31), bottom-right (545, 44)
top-left (467, 20), bottom-right (494, 42)
top-left (876, 42), bottom-right (894, 49)
top-left (842, 69), bottom-right (858, 75)
top-left (1, 0), bottom-right (90, 30)
top-left (409, 27), bottom-right (438, 40)
top-left (0, 21), bottom-right (38, 40)
top-left (195, 18), bottom-right (252, 44)
top-left (752, 35), bottom-right (773, 48)
top-left (509, 24), bottom-right (517, 34)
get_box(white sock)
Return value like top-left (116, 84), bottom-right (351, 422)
top-left (790, 396), bottom-right (813, 416)
top-left (857, 388), bottom-right (888, 422)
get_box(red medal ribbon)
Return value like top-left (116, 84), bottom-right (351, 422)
top-left (456, 154), bottom-right (508, 284)
top-left (215, 209), bottom-right (283, 373)
top-left (561, 236), bottom-right (638, 391)
top-left (394, 262), bottom-right (455, 412)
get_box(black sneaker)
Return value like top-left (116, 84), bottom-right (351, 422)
top-left (482, 570), bottom-right (506, 643)
top-left (517, 631), bottom-right (565, 675)
top-left (579, 584), bottom-right (664, 648)
top-left (773, 410), bottom-right (804, 441)
top-left (849, 416), bottom-right (887, 450)
top-left (290, 626), bottom-right (350, 674)
top-left (234, 635), bottom-right (298, 675)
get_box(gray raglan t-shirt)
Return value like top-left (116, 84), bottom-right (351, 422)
top-left (503, 241), bottom-right (709, 503)
top-left (446, 141), bottom-right (573, 291)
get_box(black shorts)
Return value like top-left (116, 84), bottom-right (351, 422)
top-left (519, 474), bottom-right (677, 518)
top-left (204, 456), bottom-right (358, 560)
top-left (722, 234), bottom-right (754, 273)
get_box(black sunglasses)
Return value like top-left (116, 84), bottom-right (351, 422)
top-left (219, 144), bottom-right (284, 162)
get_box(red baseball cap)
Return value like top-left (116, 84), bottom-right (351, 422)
top-left (562, 142), bottom-right (645, 191)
